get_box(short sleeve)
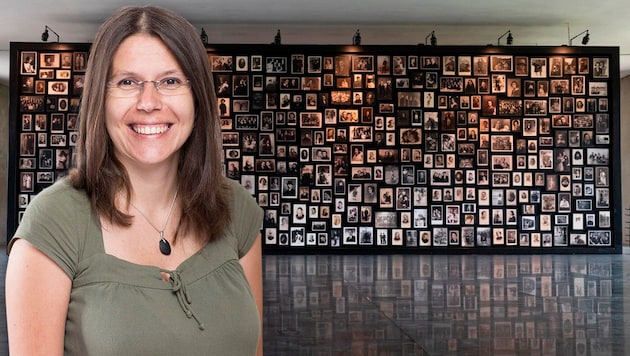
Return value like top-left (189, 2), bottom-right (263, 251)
top-left (224, 177), bottom-right (263, 258)
top-left (9, 180), bottom-right (88, 278)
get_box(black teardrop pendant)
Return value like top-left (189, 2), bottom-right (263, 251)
top-left (159, 237), bottom-right (172, 255)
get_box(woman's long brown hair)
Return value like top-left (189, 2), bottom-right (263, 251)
top-left (69, 5), bottom-right (230, 244)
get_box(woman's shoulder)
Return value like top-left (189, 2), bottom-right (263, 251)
top-left (219, 176), bottom-right (263, 256)
top-left (23, 178), bottom-right (92, 225)
top-left (34, 178), bottom-right (89, 207)
top-left (221, 176), bottom-right (255, 207)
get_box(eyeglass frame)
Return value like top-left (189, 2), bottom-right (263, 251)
top-left (106, 77), bottom-right (191, 97)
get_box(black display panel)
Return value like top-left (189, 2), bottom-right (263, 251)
top-left (8, 42), bottom-right (621, 254)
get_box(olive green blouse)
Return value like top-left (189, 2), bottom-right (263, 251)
top-left (11, 177), bottom-right (263, 355)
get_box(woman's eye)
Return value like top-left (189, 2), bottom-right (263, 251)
top-left (163, 78), bottom-right (181, 86)
top-left (118, 79), bottom-right (137, 88)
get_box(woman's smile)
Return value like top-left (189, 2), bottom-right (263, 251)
top-left (131, 123), bottom-right (172, 135)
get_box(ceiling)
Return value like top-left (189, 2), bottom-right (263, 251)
top-left (1, 0), bottom-right (630, 86)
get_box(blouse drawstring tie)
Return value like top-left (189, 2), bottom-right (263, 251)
top-left (167, 270), bottom-right (206, 330)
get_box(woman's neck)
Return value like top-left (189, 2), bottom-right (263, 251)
top-left (124, 163), bottom-right (179, 209)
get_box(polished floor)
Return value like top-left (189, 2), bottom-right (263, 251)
top-left (1, 249), bottom-right (629, 355)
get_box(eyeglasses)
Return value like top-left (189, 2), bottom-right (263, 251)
top-left (106, 77), bottom-right (191, 98)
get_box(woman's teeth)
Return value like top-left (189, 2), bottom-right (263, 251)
top-left (132, 124), bottom-right (170, 135)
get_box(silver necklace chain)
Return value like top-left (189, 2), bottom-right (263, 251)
top-left (129, 188), bottom-right (179, 251)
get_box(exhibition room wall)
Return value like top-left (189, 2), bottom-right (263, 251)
top-left (1, 45), bottom-right (629, 250)
top-left (2, 44), bottom-right (622, 253)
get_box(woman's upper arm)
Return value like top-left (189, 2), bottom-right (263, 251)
top-left (239, 232), bottom-right (262, 309)
top-left (6, 238), bottom-right (72, 356)
top-left (239, 233), bottom-right (263, 356)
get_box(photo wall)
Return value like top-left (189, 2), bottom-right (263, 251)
top-left (7, 43), bottom-right (621, 253)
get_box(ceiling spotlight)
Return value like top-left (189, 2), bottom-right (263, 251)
top-left (272, 29), bottom-right (281, 45)
top-left (200, 27), bottom-right (208, 45)
top-left (570, 29), bottom-right (590, 46)
top-left (353, 29), bottom-right (361, 45)
top-left (498, 30), bottom-right (513, 46)
top-left (41, 25), bottom-right (60, 42)
top-left (425, 31), bottom-right (437, 46)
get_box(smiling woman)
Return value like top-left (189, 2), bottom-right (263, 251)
top-left (104, 34), bottom-right (196, 168)
top-left (6, 5), bottom-right (263, 356)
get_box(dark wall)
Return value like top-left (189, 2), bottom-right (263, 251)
top-left (7, 43), bottom-right (621, 254)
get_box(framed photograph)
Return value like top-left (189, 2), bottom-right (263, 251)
top-left (425, 72), bottom-right (438, 89)
top-left (306, 56), bottom-right (322, 73)
top-left (392, 56), bottom-right (407, 75)
top-left (458, 56), bottom-right (472, 75)
top-left (352, 55), bottom-right (374, 72)
top-left (549, 57), bottom-right (563, 77)
top-left (400, 56), bottom-right (415, 72)
top-left (473, 56), bottom-right (488, 75)
top-left (523, 100), bottom-right (547, 116)
top-left (588, 81), bottom-right (608, 96)
top-left (48, 81), bottom-right (68, 95)
top-left (40, 53), bottom-right (60, 69)
top-left (572, 75), bottom-right (586, 95)
top-left (232, 75), bottom-right (249, 97)
top-left (515, 56), bottom-right (528, 76)
top-left (443, 56), bottom-right (456, 75)
top-left (491, 74), bottom-right (506, 93)
top-left (210, 55), bottom-right (233, 72)
top-left (323, 73), bottom-right (333, 87)
top-left (593, 57), bottom-right (609, 78)
top-left (67, 51), bottom-right (85, 71)
top-left (419, 58), bottom-right (442, 72)
top-left (490, 55), bottom-right (513, 72)
top-left (233, 56), bottom-right (248, 71)
top-left (302, 77), bottom-right (321, 91)
top-left (530, 58), bottom-right (547, 78)
top-left (334, 55), bottom-right (351, 76)
top-left (588, 231), bottom-right (611, 246)
top-left (578, 57), bottom-right (590, 74)
top-left (563, 57), bottom-right (577, 75)
top-left (439, 77), bottom-right (463, 92)
top-left (507, 78), bottom-right (521, 97)
top-left (21, 51), bottom-right (37, 75)
top-left (290, 54), bottom-right (304, 74)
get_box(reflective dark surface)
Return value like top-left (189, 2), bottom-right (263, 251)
top-left (1, 249), bottom-right (627, 355)
top-left (263, 252), bottom-right (626, 355)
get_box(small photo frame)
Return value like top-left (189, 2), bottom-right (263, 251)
top-left (490, 55), bottom-right (513, 72)
top-left (473, 56), bottom-right (488, 76)
top-left (352, 55), bottom-right (374, 72)
top-left (515, 56), bottom-right (528, 76)
top-left (20, 51), bottom-right (37, 75)
top-left (73, 52), bottom-right (88, 71)
top-left (40, 53), bottom-right (60, 68)
top-left (592, 58), bottom-right (609, 78)
top-left (549, 57), bottom-right (563, 77)
top-left (530, 58), bottom-right (547, 78)
top-left (235, 56), bottom-right (248, 71)
top-left (576, 57), bottom-right (589, 74)
top-left (588, 82), bottom-right (608, 96)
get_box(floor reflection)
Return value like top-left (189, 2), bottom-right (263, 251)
top-left (263, 253), bottom-right (623, 355)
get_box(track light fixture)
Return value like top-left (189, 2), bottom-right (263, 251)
top-left (41, 25), bottom-right (60, 42)
top-left (200, 27), bottom-right (208, 45)
top-left (353, 29), bottom-right (361, 45)
top-left (272, 29), bottom-right (281, 45)
top-left (570, 29), bottom-right (590, 46)
top-left (425, 31), bottom-right (437, 46)
top-left (497, 30), bottom-right (513, 46)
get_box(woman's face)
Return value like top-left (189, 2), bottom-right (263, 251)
top-left (105, 34), bottom-right (195, 170)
